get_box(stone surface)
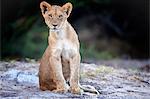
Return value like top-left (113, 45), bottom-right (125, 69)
top-left (0, 61), bottom-right (150, 99)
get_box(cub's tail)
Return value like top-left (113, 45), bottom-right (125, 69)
top-left (80, 84), bottom-right (100, 95)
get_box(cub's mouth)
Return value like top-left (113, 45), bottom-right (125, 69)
top-left (51, 27), bottom-right (58, 30)
top-left (53, 27), bottom-right (57, 30)
top-left (50, 27), bottom-right (60, 31)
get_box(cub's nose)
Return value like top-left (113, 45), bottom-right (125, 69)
top-left (52, 24), bottom-right (57, 27)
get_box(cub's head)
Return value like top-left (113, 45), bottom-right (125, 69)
top-left (40, 1), bottom-right (72, 30)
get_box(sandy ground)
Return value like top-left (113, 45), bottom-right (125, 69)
top-left (0, 60), bottom-right (150, 99)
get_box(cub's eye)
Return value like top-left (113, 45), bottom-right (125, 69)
top-left (58, 15), bottom-right (63, 18)
top-left (48, 14), bottom-right (52, 17)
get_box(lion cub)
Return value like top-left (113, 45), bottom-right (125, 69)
top-left (39, 1), bottom-right (80, 94)
top-left (39, 1), bottom-right (99, 95)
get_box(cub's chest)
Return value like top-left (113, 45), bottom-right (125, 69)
top-left (55, 39), bottom-right (78, 60)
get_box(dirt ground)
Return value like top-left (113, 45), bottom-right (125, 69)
top-left (0, 60), bottom-right (150, 99)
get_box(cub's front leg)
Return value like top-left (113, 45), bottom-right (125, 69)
top-left (49, 49), bottom-right (69, 93)
top-left (70, 54), bottom-right (81, 94)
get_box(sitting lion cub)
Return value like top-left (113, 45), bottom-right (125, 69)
top-left (39, 1), bottom-right (99, 95)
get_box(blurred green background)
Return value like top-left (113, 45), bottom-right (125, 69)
top-left (1, 0), bottom-right (149, 61)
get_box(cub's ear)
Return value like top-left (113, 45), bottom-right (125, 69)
top-left (40, 1), bottom-right (51, 16)
top-left (62, 2), bottom-right (72, 17)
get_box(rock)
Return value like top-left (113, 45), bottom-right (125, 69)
top-left (0, 61), bottom-right (150, 99)
top-left (4, 69), bottom-right (20, 80)
top-left (17, 72), bottom-right (39, 85)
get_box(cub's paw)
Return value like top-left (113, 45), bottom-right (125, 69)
top-left (40, 85), bottom-right (48, 91)
top-left (52, 88), bottom-right (68, 93)
top-left (52, 84), bottom-right (69, 93)
top-left (70, 86), bottom-right (82, 94)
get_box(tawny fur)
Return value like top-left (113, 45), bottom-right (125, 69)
top-left (39, 1), bottom-right (99, 95)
